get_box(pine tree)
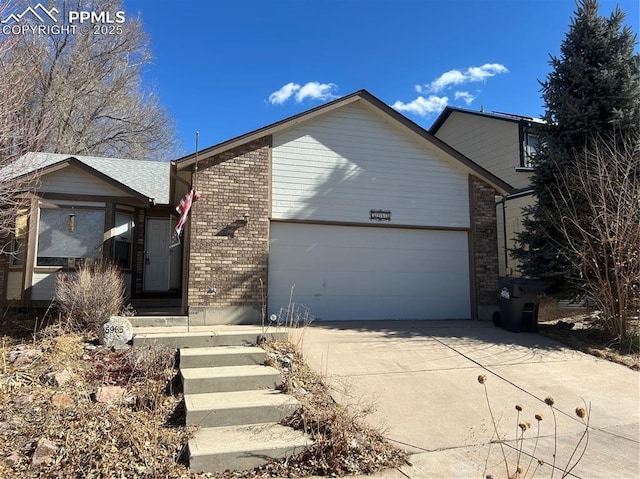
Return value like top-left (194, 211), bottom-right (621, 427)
top-left (513, 0), bottom-right (640, 292)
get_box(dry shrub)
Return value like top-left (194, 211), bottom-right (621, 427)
top-left (128, 343), bottom-right (177, 411)
top-left (53, 261), bottom-right (126, 332)
top-left (128, 342), bottom-right (176, 383)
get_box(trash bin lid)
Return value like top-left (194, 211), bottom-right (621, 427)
top-left (498, 277), bottom-right (546, 295)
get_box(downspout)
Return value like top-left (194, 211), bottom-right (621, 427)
top-left (496, 196), bottom-right (508, 276)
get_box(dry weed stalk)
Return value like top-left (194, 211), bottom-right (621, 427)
top-left (478, 375), bottom-right (590, 479)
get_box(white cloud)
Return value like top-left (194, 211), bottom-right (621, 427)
top-left (430, 70), bottom-right (467, 92)
top-left (455, 91), bottom-right (476, 105)
top-left (419, 63), bottom-right (509, 93)
top-left (391, 95), bottom-right (449, 117)
top-left (268, 81), bottom-right (338, 105)
top-left (268, 82), bottom-right (301, 105)
top-left (295, 82), bottom-right (338, 102)
top-left (467, 63), bottom-right (509, 82)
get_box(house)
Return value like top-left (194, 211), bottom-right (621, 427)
top-left (174, 90), bottom-right (512, 324)
top-left (0, 152), bottom-right (187, 308)
top-left (1, 91), bottom-right (514, 324)
top-left (429, 106), bottom-right (543, 277)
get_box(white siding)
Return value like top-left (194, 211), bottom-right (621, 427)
top-left (6, 271), bottom-right (23, 300)
top-left (268, 223), bottom-right (471, 321)
top-left (435, 112), bottom-right (533, 190)
top-left (272, 103), bottom-right (470, 228)
top-left (40, 165), bottom-right (128, 196)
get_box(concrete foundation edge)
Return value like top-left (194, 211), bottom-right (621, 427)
top-left (188, 305), bottom-right (262, 325)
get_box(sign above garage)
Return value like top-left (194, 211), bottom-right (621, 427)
top-left (370, 209), bottom-right (391, 221)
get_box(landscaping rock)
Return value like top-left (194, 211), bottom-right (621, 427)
top-left (99, 316), bottom-right (134, 348)
top-left (111, 341), bottom-right (131, 351)
top-left (50, 393), bottom-right (75, 408)
top-left (0, 418), bottom-right (23, 434)
top-left (94, 385), bottom-right (124, 403)
top-left (53, 369), bottom-right (72, 386)
top-left (10, 348), bottom-right (42, 367)
top-left (14, 395), bottom-right (33, 407)
top-left (4, 451), bottom-right (20, 467)
top-left (30, 439), bottom-right (57, 467)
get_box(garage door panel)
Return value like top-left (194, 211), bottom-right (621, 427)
top-left (268, 223), bottom-right (471, 321)
top-left (270, 245), bottom-right (463, 274)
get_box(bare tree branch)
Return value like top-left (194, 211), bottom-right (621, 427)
top-left (547, 131), bottom-right (640, 339)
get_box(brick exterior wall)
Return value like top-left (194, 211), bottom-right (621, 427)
top-left (188, 137), bottom-right (270, 323)
top-left (470, 175), bottom-right (499, 317)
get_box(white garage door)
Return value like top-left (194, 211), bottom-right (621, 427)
top-left (268, 223), bottom-right (471, 321)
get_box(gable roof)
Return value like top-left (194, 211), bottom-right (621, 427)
top-left (430, 106), bottom-right (544, 135)
top-left (0, 152), bottom-right (171, 205)
top-left (175, 90), bottom-right (513, 195)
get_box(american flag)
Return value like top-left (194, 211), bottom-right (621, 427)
top-left (170, 189), bottom-right (201, 248)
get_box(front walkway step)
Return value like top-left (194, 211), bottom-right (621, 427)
top-left (128, 316), bottom-right (188, 328)
top-left (188, 423), bottom-right (310, 473)
top-left (134, 329), bottom-right (287, 349)
top-left (181, 365), bottom-right (282, 395)
top-left (179, 346), bottom-right (267, 368)
top-left (185, 389), bottom-right (299, 427)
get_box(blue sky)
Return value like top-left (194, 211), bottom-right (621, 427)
top-left (123, 0), bottom-right (639, 154)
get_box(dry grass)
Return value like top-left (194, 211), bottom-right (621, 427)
top-left (537, 297), bottom-right (640, 370)
top-left (0, 325), bottom-right (193, 478)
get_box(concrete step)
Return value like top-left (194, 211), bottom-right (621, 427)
top-left (128, 316), bottom-right (188, 328)
top-left (179, 346), bottom-right (267, 369)
top-left (188, 423), bottom-right (310, 473)
top-left (181, 365), bottom-right (282, 395)
top-left (185, 389), bottom-right (299, 427)
top-left (134, 329), bottom-right (287, 349)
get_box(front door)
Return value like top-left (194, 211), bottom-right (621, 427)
top-left (144, 218), bottom-right (171, 291)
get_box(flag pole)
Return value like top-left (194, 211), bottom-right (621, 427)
top-left (188, 131), bottom-right (199, 334)
top-left (194, 131), bottom-right (199, 187)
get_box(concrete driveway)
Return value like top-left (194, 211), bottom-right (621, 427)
top-left (299, 320), bottom-right (640, 479)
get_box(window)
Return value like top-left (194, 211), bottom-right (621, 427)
top-left (113, 212), bottom-right (134, 269)
top-left (520, 127), bottom-right (540, 168)
top-left (37, 208), bottom-right (105, 267)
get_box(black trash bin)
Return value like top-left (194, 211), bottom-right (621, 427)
top-left (498, 277), bottom-right (546, 332)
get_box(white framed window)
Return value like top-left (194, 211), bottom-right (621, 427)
top-left (36, 207), bottom-right (105, 267)
top-left (522, 131), bottom-right (540, 168)
top-left (113, 212), bottom-right (134, 270)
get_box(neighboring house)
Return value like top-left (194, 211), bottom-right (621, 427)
top-left (175, 90), bottom-right (512, 324)
top-left (429, 106), bottom-right (543, 277)
top-left (0, 153), bottom-right (187, 308)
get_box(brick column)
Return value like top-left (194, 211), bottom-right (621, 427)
top-left (188, 137), bottom-right (270, 324)
top-left (470, 176), bottom-right (499, 320)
